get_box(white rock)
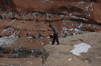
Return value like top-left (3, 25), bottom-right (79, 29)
top-left (85, 60), bottom-right (89, 63)
top-left (68, 58), bottom-right (72, 61)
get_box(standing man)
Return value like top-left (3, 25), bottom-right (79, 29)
top-left (49, 25), bottom-right (59, 45)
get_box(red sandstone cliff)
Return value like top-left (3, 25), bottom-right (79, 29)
top-left (0, 0), bottom-right (101, 37)
top-left (0, 0), bottom-right (101, 24)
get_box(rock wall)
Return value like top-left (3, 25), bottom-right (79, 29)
top-left (0, 0), bottom-right (101, 24)
top-left (0, 0), bottom-right (101, 37)
top-left (0, 0), bottom-right (101, 23)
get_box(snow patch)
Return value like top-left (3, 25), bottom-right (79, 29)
top-left (59, 15), bottom-right (64, 18)
top-left (71, 16), bottom-right (89, 21)
top-left (85, 5), bottom-right (89, 11)
top-left (62, 11), bottom-right (67, 13)
top-left (45, 0), bottom-right (49, 1)
top-left (0, 33), bottom-right (17, 47)
top-left (27, 37), bottom-right (32, 39)
top-left (10, 65), bottom-right (13, 66)
top-left (31, 50), bottom-right (34, 54)
top-left (41, 0), bottom-right (49, 3)
top-left (68, 28), bottom-right (73, 31)
top-left (2, 28), bottom-right (14, 33)
top-left (97, 20), bottom-right (99, 22)
top-left (79, 1), bottom-right (85, 4)
top-left (27, 61), bottom-right (33, 65)
top-left (7, 19), bottom-right (16, 26)
top-left (41, 42), bottom-right (44, 45)
top-left (68, 58), bottom-right (72, 61)
top-left (70, 43), bottom-right (91, 56)
top-left (62, 27), bottom-right (68, 31)
top-left (78, 23), bottom-right (83, 28)
top-left (51, 1), bottom-right (53, 3)
top-left (85, 60), bottom-right (89, 63)
top-left (47, 37), bottom-right (50, 38)
top-left (85, 3), bottom-right (94, 16)
top-left (88, 13), bottom-right (90, 16)
top-left (49, 41), bottom-right (52, 44)
top-left (80, 18), bottom-right (89, 21)
top-left (0, 63), bottom-right (7, 65)
top-left (88, 24), bottom-right (91, 26)
top-left (69, 13), bottom-right (72, 16)
top-left (91, 8), bottom-right (93, 11)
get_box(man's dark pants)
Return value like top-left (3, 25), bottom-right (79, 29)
top-left (52, 33), bottom-right (59, 45)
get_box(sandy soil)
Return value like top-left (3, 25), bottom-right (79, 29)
top-left (0, 58), bottom-right (42, 66)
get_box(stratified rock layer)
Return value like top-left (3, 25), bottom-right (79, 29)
top-left (0, 0), bottom-right (101, 23)
top-left (0, 0), bottom-right (101, 35)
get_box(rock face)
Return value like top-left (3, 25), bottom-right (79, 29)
top-left (0, 0), bottom-right (101, 23)
top-left (43, 32), bottom-right (101, 66)
top-left (0, 0), bottom-right (101, 37)
top-left (0, 0), bottom-right (101, 12)
top-left (0, 0), bottom-right (101, 48)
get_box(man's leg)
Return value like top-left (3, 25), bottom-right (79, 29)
top-left (52, 34), bottom-right (55, 45)
top-left (56, 33), bottom-right (59, 45)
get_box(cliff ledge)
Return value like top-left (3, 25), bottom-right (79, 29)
top-left (43, 32), bottom-right (101, 66)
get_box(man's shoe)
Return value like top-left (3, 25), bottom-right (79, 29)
top-left (51, 44), bottom-right (54, 45)
top-left (57, 44), bottom-right (59, 45)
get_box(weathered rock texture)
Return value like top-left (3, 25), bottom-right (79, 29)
top-left (0, 0), bottom-right (101, 23)
top-left (0, 0), bottom-right (101, 48)
top-left (0, 0), bottom-right (101, 37)
top-left (43, 32), bottom-right (101, 66)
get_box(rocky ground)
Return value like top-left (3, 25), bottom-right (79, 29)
top-left (0, 58), bottom-right (42, 66)
top-left (43, 32), bottom-right (101, 66)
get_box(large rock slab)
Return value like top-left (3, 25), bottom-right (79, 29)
top-left (43, 32), bottom-right (101, 66)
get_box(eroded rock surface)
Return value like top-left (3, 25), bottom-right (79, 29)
top-left (43, 32), bottom-right (101, 66)
top-left (0, 0), bottom-right (101, 38)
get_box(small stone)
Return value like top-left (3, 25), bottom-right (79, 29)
top-left (85, 60), bottom-right (89, 63)
top-left (68, 58), bottom-right (72, 61)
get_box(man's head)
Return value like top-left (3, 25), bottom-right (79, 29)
top-left (49, 25), bottom-right (52, 28)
